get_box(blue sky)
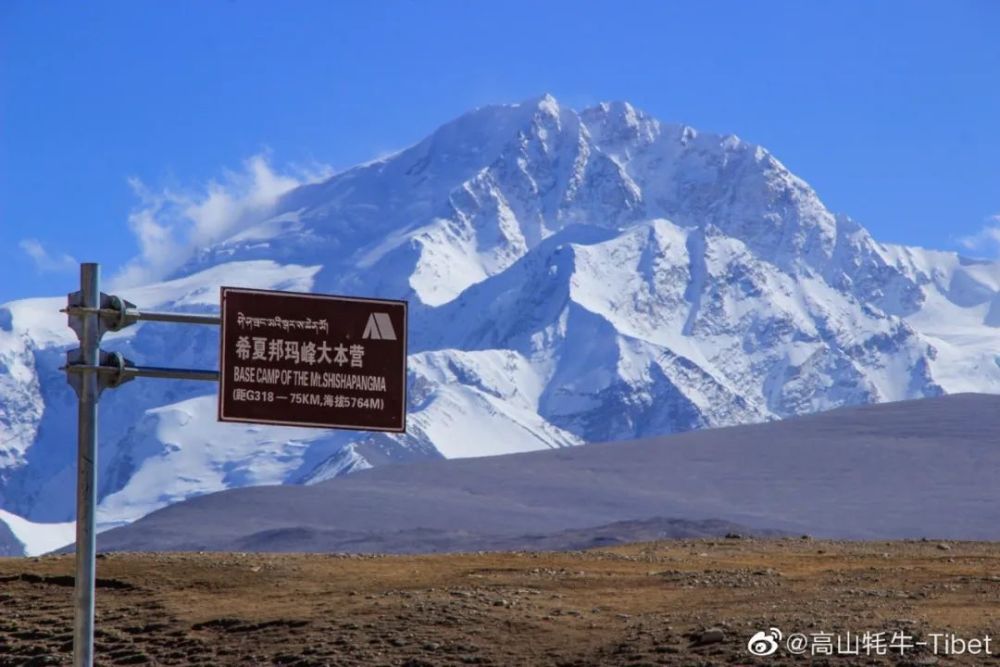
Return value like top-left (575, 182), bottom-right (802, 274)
top-left (1, 1), bottom-right (997, 304)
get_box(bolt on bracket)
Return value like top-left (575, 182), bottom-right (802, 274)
top-left (65, 292), bottom-right (139, 341)
top-left (64, 348), bottom-right (136, 398)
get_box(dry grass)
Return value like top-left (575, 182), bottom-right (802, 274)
top-left (1, 538), bottom-right (998, 665)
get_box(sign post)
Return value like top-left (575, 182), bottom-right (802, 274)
top-left (218, 287), bottom-right (408, 431)
top-left (69, 263), bottom-right (99, 667)
top-left (62, 267), bottom-right (407, 666)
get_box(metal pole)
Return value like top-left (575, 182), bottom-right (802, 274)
top-left (125, 366), bottom-right (220, 382)
top-left (135, 310), bottom-right (221, 325)
top-left (60, 306), bottom-right (221, 327)
top-left (63, 364), bottom-right (220, 383)
top-left (73, 263), bottom-right (99, 667)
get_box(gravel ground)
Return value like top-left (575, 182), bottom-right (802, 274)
top-left (1, 537), bottom-right (998, 666)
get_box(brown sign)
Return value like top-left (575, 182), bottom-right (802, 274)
top-left (218, 287), bottom-right (407, 432)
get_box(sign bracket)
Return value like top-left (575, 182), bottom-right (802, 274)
top-left (63, 360), bottom-right (221, 385)
top-left (62, 303), bottom-right (222, 329)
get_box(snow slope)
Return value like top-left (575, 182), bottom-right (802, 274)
top-left (0, 510), bottom-right (74, 556)
top-left (2, 95), bottom-right (1000, 554)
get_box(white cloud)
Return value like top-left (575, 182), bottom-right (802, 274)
top-left (19, 238), bottom-right (78, 273)
top-left (957, 214), bottom-right (1000, 257)
top-left (111, 154), bottom-right (333, 288)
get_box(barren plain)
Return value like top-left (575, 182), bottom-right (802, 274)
top-left (2, 538), bottom-right (998, 666)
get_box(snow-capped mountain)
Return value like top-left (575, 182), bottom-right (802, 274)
top-left (3, 94), bottom-right (1000, 554)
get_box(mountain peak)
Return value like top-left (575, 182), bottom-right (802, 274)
top-left (588, 99), bottom-right (639, 120)
top-left (579, 100), bottom-right (659, 151)
top-left (530, 92), bottom-right (561, 116)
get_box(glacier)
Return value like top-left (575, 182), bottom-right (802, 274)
top-left (3, 94), bottom-right (1000, 554)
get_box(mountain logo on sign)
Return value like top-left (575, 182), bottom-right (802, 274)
top-left (362, 313), bottom-right (397, 341)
